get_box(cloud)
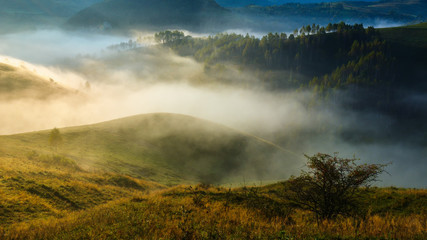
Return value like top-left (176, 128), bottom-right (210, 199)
top-left (0, 28), bottom-right (128, 65)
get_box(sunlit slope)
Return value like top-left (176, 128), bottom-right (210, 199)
top-left (0, 148), bottom-right (163, 225)
top-left (2, 185), bottom-right (425, 239)
top-left (0, 113), bottom-right (289, 185)
top-left (0, 62), bottom-right (72, 100)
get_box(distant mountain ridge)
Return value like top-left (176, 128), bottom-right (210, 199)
top-left (215, 0), bottom-right (376, 8)
top-left (66, 0), bottom-right (427, 33)
top-left (0, 0), bottom-right (103, 33)
top-left (230, 0), bottom-right (427, 32)
top-left (235, 0), bottom-right (427, 20)
top-left (67, 0), bottom-right (232, 32)
top-left (0, 0), bottom-right (103, 17)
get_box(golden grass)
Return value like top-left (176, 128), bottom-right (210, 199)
top-left (0, 150), bottom-right (425, 239)
top-left (0, 155), bottom-right (164, 226)
top-left (1, 185), bottom-right (425, 240)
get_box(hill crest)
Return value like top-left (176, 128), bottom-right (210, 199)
top-left (0, 113), bottom-right (296, 185)
top-left (0, 62), bottom-right (75, 100)
top-left (67, 0), bottom-right (231, 32)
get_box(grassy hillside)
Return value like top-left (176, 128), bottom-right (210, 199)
top-left (0, 113), bottom-right (289, 186)
top-left (0, 113), bottom-right (295, 232)
top-left (0, 148), bottom-right (163, 226)
top-left (378, 22), bottom-right (427, 92)
top-left (0, 107), bottom-right (424, 239)
top-left (379, 22), bottom-right (427, 48)
top-left (0, 62), bottom-right (73, 100)
top-left (1, 184), bottom-right (425, 239)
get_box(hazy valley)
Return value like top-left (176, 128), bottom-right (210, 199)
top-left (0, 0), bottom-right (426, 239)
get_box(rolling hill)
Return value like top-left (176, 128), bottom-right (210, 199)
top-left (232, 0), bottom-right (427, 32)
top-left (0, 0), bottom-right (102, 18)
top-left (67, 0), bottom-right (232, 32)
top-left (0, 112), bottom-right (292, 228)
top-left (235, 0), bottom-right (427, 21)
top-left (0, 62), bottom-right (74, 100)
top-left (0, 114), bottom-right (425, 238)
top-left (378, 22), bottom-right (427, 90)
top-left (0, 0), bottom-right (102, 32)
top-left (216, 0), bottom-right (377, 8)
top-left (0, 152), bottom-right (163, 225)
top-left (0, 113), bottom-right (292, 185)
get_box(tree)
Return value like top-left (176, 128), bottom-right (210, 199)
top-left (293, 29), bottom-right (299, 36)
top-left (305, 25), bottom-right (311, 35)
top-left (299, 26), bottom-right (306, 35)
top-left (280, 33), bottom-right (287, 41)
top-left (49, 128), bottom-right (63, 152)
top-left (154, 30), bottom-right (185, 44)
top-left (311, 23), bottom-right (316, 34)
top-left (326, 23), bottom-right (333, 32)
top-left (286, 153), bottom-right (386, 220)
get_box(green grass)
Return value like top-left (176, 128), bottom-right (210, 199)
top-left (0, 112), bottom-right (289, 229)
top-left (377, 22), bottom-right (427, 90)
top-left (0, 62), bottom-right (71, 100)
top-left (0, 113), bottom-right (286, 186)
top-left (0, 153), bottom-right (163, 225)
top-left (404, 22), bottom-right (427, 29)
top-left (0, 113), bottom-right (425, 238)
top-left (379, 22), bottom-right (427, 48)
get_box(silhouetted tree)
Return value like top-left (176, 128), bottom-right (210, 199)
top-left (285, 153), bottom-right (387, 220)
top-left (306, 25), bottom-right (312, 35)
top-left (293, 29), bottom-right (299, 36)
top-left (326, 23), bottom-right (333, 32)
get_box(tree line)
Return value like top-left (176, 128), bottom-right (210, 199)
top-left (154, 22), bottom-right (394, 101)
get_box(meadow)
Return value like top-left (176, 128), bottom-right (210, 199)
top-left (0, 115), bottom-right (425, 239)
top-left (1, 184), bottom-right (425, 239)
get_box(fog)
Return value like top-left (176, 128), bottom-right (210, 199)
top-left (372, 20), bottom-right (406, 29)
top-left (0, 29), bottom-right (425, 187)
top-left (0, 29), bottom-right (128, 65)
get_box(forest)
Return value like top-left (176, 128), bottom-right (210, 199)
top-left (153, 22), bottom-right (427, 144)
top-left (156, 23), bottom-right (392, 91)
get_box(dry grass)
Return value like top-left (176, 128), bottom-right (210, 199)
top-left (1, 185), bottom-right (425, 240)
top-left (0, 154), bottom-right (164, 226)
top-left (0, 142), bottom-right (425, 239)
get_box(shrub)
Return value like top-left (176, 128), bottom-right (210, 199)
top-left (285, 153), bottom-right (387, 220)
